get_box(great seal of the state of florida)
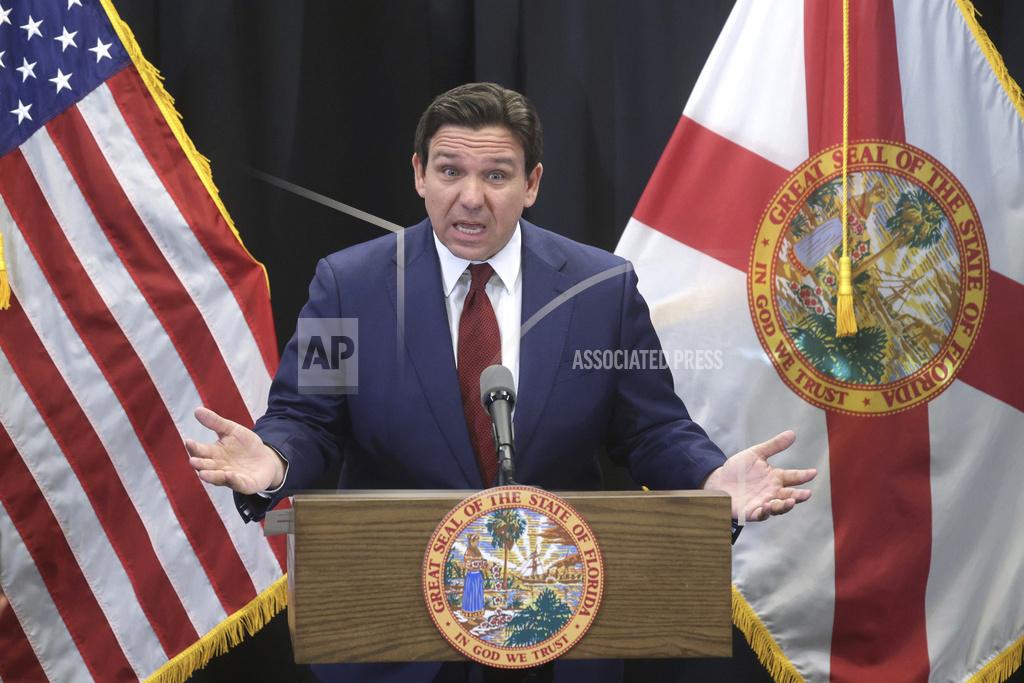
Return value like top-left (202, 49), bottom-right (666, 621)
top-left (423, 486), bottom-right (603, 669)
top-left (748, 140), bottom-right (989, 415)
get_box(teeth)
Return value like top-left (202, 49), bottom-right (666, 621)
top-left (455, 223), bottom-right (483, 235)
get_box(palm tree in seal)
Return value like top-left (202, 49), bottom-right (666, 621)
top-left (852, 188), bottom-right (945, 276)
top-left (486, 509), bottom-right (526, 589)
top-left (504, 588), bottom-right (573, 647)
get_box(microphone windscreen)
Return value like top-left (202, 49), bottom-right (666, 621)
top-left (480, 364), bottom-right (516, 406)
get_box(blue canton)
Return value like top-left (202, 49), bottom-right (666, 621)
top-left (0, 0), bottom-right (128, 157)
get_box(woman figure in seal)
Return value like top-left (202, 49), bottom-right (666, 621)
top-left (462, 533), bottom-right (486, 623)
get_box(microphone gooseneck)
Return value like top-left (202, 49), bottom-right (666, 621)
top-left (479, 365), bottom-right (516, 486)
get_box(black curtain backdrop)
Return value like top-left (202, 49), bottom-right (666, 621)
top-left (111, 2), bottom-right (1024, 681)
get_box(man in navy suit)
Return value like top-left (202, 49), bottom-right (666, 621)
top-left (186, 83), bottom-right (815, 681)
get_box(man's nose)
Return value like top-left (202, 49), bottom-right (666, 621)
top-left (458, 176), bottom-right (484, 210)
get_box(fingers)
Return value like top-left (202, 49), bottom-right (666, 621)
top-left (195, 468), bottom-right (230, 486)
top-left (745, 492), bottom-right (812, 522)
top-left (773, 487), bottom-right (812, 503)
top-left (183, 438), bottom-right (219, 461)
top-left (753, 430), bottom-right (796, 460)
top-left (188, 454), bottom-right (220, 472)
top-left (193, 406), bottom-right (234, 437)
top-left (769, 498), bottom-right (796, 515)
top-left (780, 467), bottom-right (817, 486)
top-left (195, 466), bottom-right (253, 494)
top-left (746, 498), bottom-right (796, 522)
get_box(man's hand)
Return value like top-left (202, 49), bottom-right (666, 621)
top-left (185, 407), bottom-right (286, 495)
top-left (703, 430), bottom-right (816, 523)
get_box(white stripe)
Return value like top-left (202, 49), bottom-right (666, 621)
top-left (0, 354), bottom-right (164, 677)
top-left (0, 198), bottom-right (227, 636)
top-left (926, 380), bottom-right (1024, 682)
top-left (617, 219), bottom-right (835, 681)
top-left (20, 130), bottom-right (283, 595)
top-left (77, 84), bottom-right (272, 420)
top-left (684, 0), bottom-right (808, 171)
top-left (894, 0), bottom-right (1024, 285)
top-left (0, 502), bottom-right (90, 683)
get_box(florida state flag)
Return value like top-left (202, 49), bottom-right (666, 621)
top-left (617, 1), bottom-right (1024, 681)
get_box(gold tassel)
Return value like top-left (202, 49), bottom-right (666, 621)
top-left (144, 576), bottom-right (288, 683)
top-left (835, 255), bottom-right (857, 336)
top-left (0, 231), bottom-right (11, 310)
top-left (835, 0), bottom-right (858, 337)
top-left (732, 585), bottom-right (805, 683)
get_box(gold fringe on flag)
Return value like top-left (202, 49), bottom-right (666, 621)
top-left (956, 0), bottom-right (1024, 123)
top-left (968, 633), bottom-right (1024, 683)
top-left (97, 0), bottom-right (271, 292)
top-left (732, 585), bottom-right (805, 683)
top-left (955, 8), bottom-right (1024, 679)
top-left (834, 0), bottom-right (857, 337)
top-left (94, 3), bottom-right (285, 679)
top-left (144, 576), bottom-right (288, 683)
top-left (0, 231), bottom-right (10, 310)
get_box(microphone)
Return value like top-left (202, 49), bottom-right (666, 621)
top-left (480, 364), bottom-right (516, 486)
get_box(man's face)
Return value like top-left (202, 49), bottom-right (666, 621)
top-left (413, 125), bottom-right (543, 261)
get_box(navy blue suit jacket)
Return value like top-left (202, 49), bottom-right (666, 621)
top-left (237, 219), bottom-right (725, 681)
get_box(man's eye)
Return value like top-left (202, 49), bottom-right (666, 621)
top-left (442, 167), bottom-right (459, 178)
top-left (488, 171), bottom-right (506, 181)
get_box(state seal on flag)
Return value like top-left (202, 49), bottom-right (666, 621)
top-left (748, 141), bottom-right (989, 415)
top-left (422, 486), bottom-right (603, 668)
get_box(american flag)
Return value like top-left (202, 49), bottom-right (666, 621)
top-left (0, 1), bottom-right (285, 680)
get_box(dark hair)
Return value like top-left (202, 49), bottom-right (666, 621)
top-left (414, 82), bottom-right (543, 173)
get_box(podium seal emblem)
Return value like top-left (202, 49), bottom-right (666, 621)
top-left (423, 486), bottom-right (604, 668)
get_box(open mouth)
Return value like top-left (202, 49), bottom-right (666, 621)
top-left (454, 222), bottom-right (485, 236)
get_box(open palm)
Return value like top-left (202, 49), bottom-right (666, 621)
top-left (184, 407), bottom-right (284, 494)
top-left (704, 431), bottom-right (817, 523)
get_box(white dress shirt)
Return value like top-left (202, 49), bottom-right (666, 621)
top-left (263, 224), bottom-right (525, 496)
top-left (433, 223), bottom-right (523, 394)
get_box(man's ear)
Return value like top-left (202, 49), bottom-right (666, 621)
top-left (523, 162), bottom-right (544, 208)
top-left (412, 153), bottom-right (427, 198)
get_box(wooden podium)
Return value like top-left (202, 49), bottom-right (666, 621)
top-left (265, 489), bottom-right (732, 664)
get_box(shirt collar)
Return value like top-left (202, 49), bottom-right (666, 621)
top-left (433, 222), bottom-right (522, 297)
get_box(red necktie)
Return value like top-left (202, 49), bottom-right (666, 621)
top-left (458, 263), bottom-right (502, 486)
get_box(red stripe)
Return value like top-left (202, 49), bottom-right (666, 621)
top-left (804, 0), bottom-right (906, 152)
top-left (957, 271), bottom-right (1024, 412)
top-left (105, 67), bottom-right (279, 376)
top-left (826, 409), bottom-right (932, 683)
top-left (0, 149), bottom-right (258, 610)
top-left (804, 2), bottom-right (932, 681)
top-left (46, 105), bottom-right (254, 428)
top-left (0, 425), bottom-right (135, 681)
top-left (0, 296), bottom-right (199, 654)
top-left (99, 59), bottom-right (286, 574)
top-left (633, 116), bottom-right (791, 273)
top-left (0, 586), bottom-right (48, 683)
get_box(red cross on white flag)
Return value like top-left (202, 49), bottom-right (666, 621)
top-left (617, 1), bottom-right (1024, 681)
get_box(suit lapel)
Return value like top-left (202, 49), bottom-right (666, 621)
top-left (386, 222), bottom-right (480, 487)
top-left (514, 223), bottom-right (573, 461)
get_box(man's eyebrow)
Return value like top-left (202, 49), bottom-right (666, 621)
top-left (432, 152), bottom-right (518, 167)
